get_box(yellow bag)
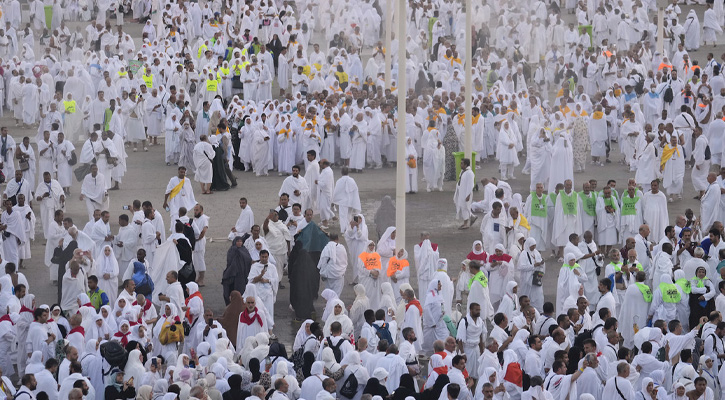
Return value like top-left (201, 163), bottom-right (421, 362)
top-left (159, 321), bottom-right (184, 345)
top-left (407, 157), bottom-right (417, 168)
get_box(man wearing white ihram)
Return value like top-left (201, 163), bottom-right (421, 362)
top-left (332, 167), bottom-right (361, 234)
top-left (0, 198), bottom-right (26, 267)
top-left (193, 135), bottom-right (214, 195)
top-left (317, 234), bottom-right (347, 296)
top-left (163, 166), bottom-right (196, 224)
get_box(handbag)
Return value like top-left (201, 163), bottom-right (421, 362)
top-left (532, 270), bottom-right (544, 286)
top-left (178, 261), bottom-right (196, 283)
top-left (18, 158), bottom-right (29, 171)
top-left (74, 163), bottom-right (92, 182)
top-left (68, 151), bottom-right (78, 166)
top-left (232, 75), bottom-right (243, 89)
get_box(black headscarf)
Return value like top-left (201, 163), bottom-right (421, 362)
top-left (392, 374), bottom-right (416, 400)
top-left (363, 378), bottom-right (389, 398)
top-left (222, 374), bottom-right (250, 400)
top-left (248, 358), bottom-right (262, 382)
top-left (268, 342), bottom-right (288, 360)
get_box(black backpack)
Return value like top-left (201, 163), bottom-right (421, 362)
top-left (573, 323), bottom-right (603, 349)
top-left (634, 74), bottom-right (645, 95)
top-left (100, 341), bottom-right (128, 375)
top-left (372, 323), bottom-right (394, 345)
top-left (705, 145), bottom-right (712, 160)
top-left (664, 86), bottom-right (674, 103)
top-left (326, 337), bottom-right (346, 363)
top-left (340, 368), bottom-right (359, 399)
top-left (291, 337), bottom-right (315, 372)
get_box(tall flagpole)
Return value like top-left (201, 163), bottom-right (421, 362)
top-left (464, 0), bottom-right (472, 159)
top-left (385, 0), bottom-right (393, 88)
top-left (395, 0), bottom-right (407, 252)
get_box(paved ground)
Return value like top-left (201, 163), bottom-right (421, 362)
top-left (6, 3), bottom-right (722, 346)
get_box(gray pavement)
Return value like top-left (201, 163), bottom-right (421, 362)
top-left (5, 2), bottom-right (722, 346)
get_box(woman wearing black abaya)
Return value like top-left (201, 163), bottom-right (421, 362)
top-left (392, 374), bottom-right (417, 400)
top-left (211, 122), bottom-right (231, 191)
top-left (362, 377), bottom-right (389, 398)
top-left (268, 35), bottom-right (284, 72)
top-left (222, 237), bottom-right (253, 305)
top-left (222, 374), bottom-right (250, 400)
top-left (420, 375), bottom-right (450, 400)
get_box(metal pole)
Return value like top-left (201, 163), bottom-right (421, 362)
top-left (656, 6), bottom-right (664, 56)
top-left (464, 0), bottom-right (472, 159)
top-left (385, 0), bottom-right (393, 88)
top-left (395, 0), bottom-right (406, 252)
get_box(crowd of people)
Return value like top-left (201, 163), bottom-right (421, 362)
top-left (0, 0), bottom-right (725, 398)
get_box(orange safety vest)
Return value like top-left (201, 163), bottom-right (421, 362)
top-left (358, 252), bottom-right (382, 270)
top-left (387, 257), bottom-right (409, 277)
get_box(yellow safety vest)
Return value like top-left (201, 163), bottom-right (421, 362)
top-left (63, 100), bottom-right (76, 114)
top-left (142, 74), bottom-right (153, 88)
top-left (206, 79), bottom-right (218, 92)
top-left (335, 71), bottom-right (348, 84)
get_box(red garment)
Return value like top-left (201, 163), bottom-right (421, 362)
top-left (405, 299), bottom-right (423, 315)
top-left (419, 242), bottom-right (438, 252)
top-left (113, 331), bottom-right (130, 346)
top-left (19, 306), bottom-right (33, 314)
top-left (489, 253), bottom-right (513, 263)
top-left (239, 307), bottom-right (264, 327)
top-left (0, 314), bottom-right (13, 324)
top-left (69, 326), bottom-right (85, 336)
top-left (185, 292), bottom-right (204, 322)
top-left (466, 251), bottom-right (488, 263)
top-left (503, 363), bottom-right (523, 387)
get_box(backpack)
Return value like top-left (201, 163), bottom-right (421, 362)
top-left (664, 86), bottom-right (674, 103)
top-left (372, 323), bottom-right (394, 345)
top-left (573, 323), bottom-right (603, 349)
top-left (159, 321), bottom-right (185, 345)
top-left (326, 337), bottom-right (346, 363)
top-left (100, 341), bottom-right (128, 373)
top-left (634, 74), bottom-right (645, 95)
top-left (291, 337), bottom-right (315, 372)
top-left (339, 368), bottom-right (359, 399)
top-left (705, 145), bottom-right (711, 160)
top-left (134, 269), bottom-right (154, 296)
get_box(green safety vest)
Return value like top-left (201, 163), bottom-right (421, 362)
top-left (207, 79), bottom-right (218, 92)
top-left (610, 262), bottom-right (623, 272)
top-left (103, 108), bottom-right (113, 131)
top-left (660, 283), bottom-right (681, 303)
top-left (559, 191), bottom-right (578, 215)
top-left (468, 270), bottom-right (488, 289)
top-left (603, 196), bottom-right (617, 211)
top-left (142, 74), bottom-right (153, 88)
top-left (630, 262), bottom-right (643, 271)
top-left (621, 195), bottom-right (639, 216)
top-left (562, 262), bottom-right (580, 271)
top-left (530, 192), bottom-right (547, 218)
top-left (693, 277), bottom-right (709, 288)
top-left (88, 288), bottom-right (106, 311)
top-left (675, 278), bottom-right (691, 294)
top-left (635, 282), bottom-right (652, 303)
top-left (580, 192), bottom-right (596, 216)
top-left (63, 100), bottom-right (76, 113)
